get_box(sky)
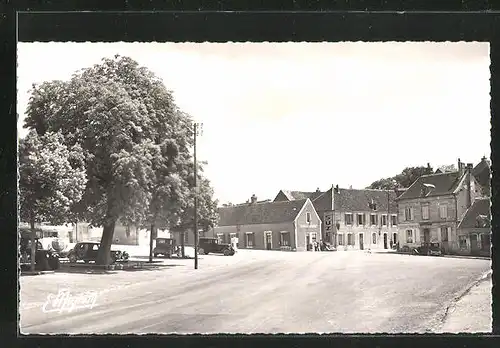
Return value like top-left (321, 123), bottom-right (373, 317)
top-left (17, 42), bottom-right (491, 205)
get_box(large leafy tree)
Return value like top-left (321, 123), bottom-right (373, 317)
top-left (24, 55), bottom-right (195, 265)
top-left (19, 131), bottom-right (87, 270)
top-left (367, 164), bottom-right (434, 190)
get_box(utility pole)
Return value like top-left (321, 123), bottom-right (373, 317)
top-left (193, 122), bottom-right (202, 270)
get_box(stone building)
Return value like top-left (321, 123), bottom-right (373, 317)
top-left (274, 186), bottom-right (399, 251)
top-left (396, 158), bottom-right (488, 254)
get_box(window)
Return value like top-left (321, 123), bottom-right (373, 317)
top-left (280, 232), bottom-right (291, 246)
top-left (459, 235), bottom-right (467, 249)
top-left (440, 227), bottom-right (449, 242)
top-left (391, 214), bottom-right (397, 226)
top-left (245, 232), bottom-right (255, 247)
top-left (306, 212), bottom-right (311, 223)
top-left (347, 233), bottom-right (354, 245)
top-left (404, 207), bottom-right (414, 221)
top-left (338, 234), bottom-right (344, 246)
top-left (184, 231), bottom-right (189, 243)
top-left (406, 230), bottom-right (413, 243)
top-left (370, 214), bottom-right (378, 226)
top-left (439, 204), bottom-right (448, 219)
top-left (372, 233), bottom-right (377, 244)
top-left (357, 214), bottom-right (364, 226)
top-left (125, 225), bottom-right (131, 238)
top-left (421, 204), bottom-right (430, 220)
top-left (345, 213), bottom-right (353, 225)
top-left (216, 233), bottom-right (223, 243)
top-left (381, 215), bottom-right (387, 226)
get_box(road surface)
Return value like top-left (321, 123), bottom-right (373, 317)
top-left (20, 250), bottom-right (491, 334)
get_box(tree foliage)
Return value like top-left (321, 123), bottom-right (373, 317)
top-left (366, 164), bottom-right (434, 190)
top-left (24, 55), bottom-right (217, 264)
top-left (19, 131), bottom-right (87, 226)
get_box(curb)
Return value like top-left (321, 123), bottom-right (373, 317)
top-left (382, 251), bottom-right (490, 260)
top-left (20, 270), bottom-right (55, 276)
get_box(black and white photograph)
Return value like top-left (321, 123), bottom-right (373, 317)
top-left (17, 41), bottom-right (492, 334)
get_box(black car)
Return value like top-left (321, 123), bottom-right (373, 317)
top-left (67, 242), bottom-right (129, 264)
top-left (413, 242), bottom-right (442, 256)
top-left (153, 238), bottom-right (177, 258)
top-left (198, 237), bottom-right (235, 256)
top-left (20, 235), bottom-right (60, 271)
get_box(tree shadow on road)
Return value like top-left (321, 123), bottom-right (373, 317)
top-left (50, 263), bottom-right (186, 275)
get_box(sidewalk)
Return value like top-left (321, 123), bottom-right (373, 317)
top-left (437, 273), bottom-right (492, 333)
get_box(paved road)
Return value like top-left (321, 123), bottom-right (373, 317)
top-left (19, 250), bottom-right (490, 334)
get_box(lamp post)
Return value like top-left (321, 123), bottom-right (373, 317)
top-left (193, 122), bottom-right (203, 270)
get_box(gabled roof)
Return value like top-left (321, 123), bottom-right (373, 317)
top-left (276, 190), bottom-right (323, 201)
top-left (312, 187), bottom-right (397, 213)
top-left (472, 158), bottom-right (491, 189)
top-left (397, 171), bottom-right (463, 200)
top-left (217, 199), bottom-right (309, 226)
top-left (458, 198), bottom-right (491, 229)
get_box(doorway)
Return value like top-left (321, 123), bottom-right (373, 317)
top-left (383, 233), bottom-right (388, 249)
top-left (359, 233), bottom-right (364, 250)
top-left (306, 232), bottom-right (317, 251)
top-left (423, 228), bottom-right (431, 243)
top-left (470, 234), bottom-right (479, 255)
top-left (265, 232), bottom-right (272, 250)
top-left (393, 232), bottom-right (398, 245)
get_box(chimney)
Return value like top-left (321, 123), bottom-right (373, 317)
top-left (335, 184), bottom-right (339, 194)
top-left (250, 194), bottom-right (257, 204)
top-left (349, 185), bottom-right (352, 189)
top-left (458, 158), bottom-right (464, 175)
top-left (465, 163), bottom-right (473, 208)
top-left (316, 187), bottom-right (321, 193)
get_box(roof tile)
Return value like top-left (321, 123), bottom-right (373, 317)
top-left (397, 171), bottom-right (463, 200)
top-left (217, 199), bottom-right (307, 226)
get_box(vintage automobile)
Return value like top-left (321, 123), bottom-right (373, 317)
top-left (320, 241), bottom-right (337, 251)
top-left (153, 238), bottom-right (177, 258)
top-left (20, 235), bottom-right (61, 271)
top-left (198, 237), bottom-right (235, 256)
top-left (67, 242), bottom-right (129, 264)
top-left (413, 242), bottom-right (442, 256)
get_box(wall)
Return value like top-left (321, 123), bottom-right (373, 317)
top-left (214, 222), bottom-right (295, 251)
top-left (332, 210), bottom-right (398, 250)
top-left (397, 195), bottom-right (459, 250)
top-left (295, 199), bottom-right (322, 251)
top-left (457, 228), bottom-right (490, 256)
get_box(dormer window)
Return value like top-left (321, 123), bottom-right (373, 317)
top-left (422, 183), bottom-right (436, 197)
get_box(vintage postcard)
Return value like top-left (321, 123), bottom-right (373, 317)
top-left (17, 41), bottom-right (491, 334)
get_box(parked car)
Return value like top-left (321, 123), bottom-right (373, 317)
top-left (413, 242), bottom-right (442, 256)
top-left (153, 238), bottom-right (177, 258)
top-left (20, 235), bottom-right (61, 271)
top-left (320, 241), bottom-right (336, 251)
top-left (198, 237), bottom-right (235, 256)
top-left (67, 242), bottom-right (129, 264)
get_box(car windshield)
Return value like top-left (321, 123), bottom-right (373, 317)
top-left (157, 239), bottom-right (166, 244)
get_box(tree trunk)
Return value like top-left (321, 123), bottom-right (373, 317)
top-left (30, 218), bottom-right (36, 272)
top-left (181, 232), bottom-right (185, 258)
top-left (96, 219), bottom-right (117, 265)
top-left (148, 223), bottom-right (155, 263)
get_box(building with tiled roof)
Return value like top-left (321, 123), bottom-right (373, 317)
top-left (212, 194), bottom-right (321, 251)
top-left (456, 197), bottom-right (491, 256)
top-left (274, 185), bottom-right (399, 251)
top-left (472, 156), bottom-right (491, 197)
top-left (396, 158), bottom-right (488, 255)
top-left (274, 189), bottom-right (324, 202)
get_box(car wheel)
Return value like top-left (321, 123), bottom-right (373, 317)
top-left (49, 257), bottom-right (60, 270)
top-left (223, 249), bottom-right (230, 256)
top-left (198, 248), bottom-right (204, 255)
top-left (68, 254), bottom-right (77, 263)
